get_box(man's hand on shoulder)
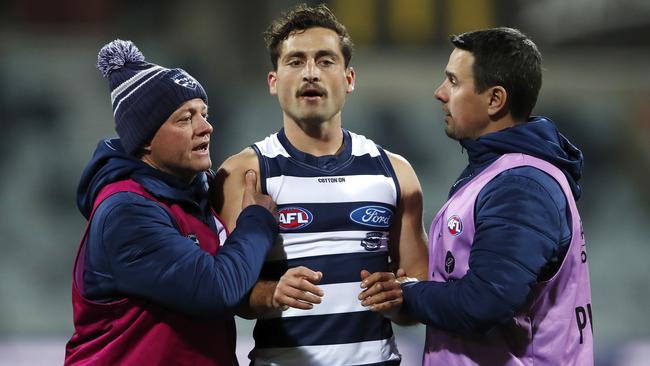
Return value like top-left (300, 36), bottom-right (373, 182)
top-left (212, 147), bottom-right (261, 231)
top-left (242, 170), bottom-right (276, 218)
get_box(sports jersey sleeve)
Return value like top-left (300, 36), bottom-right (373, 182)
top-left (85, 192), bottom-right (277, 319)
top-left (402, 167), bottom-right (570, 334)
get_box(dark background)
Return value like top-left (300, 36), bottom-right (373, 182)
top-left (0, 1), bottom-right (648, 364)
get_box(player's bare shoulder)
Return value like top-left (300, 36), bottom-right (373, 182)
top-left (218, 147), bottom-right (260, 180)
top-left (213, 147), bottom-right (261, 230)
top-left (384, 150), bottom-right (422, 196)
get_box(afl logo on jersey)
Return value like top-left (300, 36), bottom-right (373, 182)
top-left (350, 206), bottom-right (393, 228)
top-left (278, 207), bottom-right (313, 230)
top-left (447, 215), bottom-right (463, 236)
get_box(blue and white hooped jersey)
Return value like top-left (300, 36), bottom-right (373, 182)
top-left (249, 128), bottom-right (402, 366)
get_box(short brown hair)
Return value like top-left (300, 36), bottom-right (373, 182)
top-left (450, 27), bottom-right (542, 121)
top-left (264, 3), bottom-right (354, 70)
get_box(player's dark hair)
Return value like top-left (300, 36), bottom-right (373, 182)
top-left (264, 3), bottom-right (354, 70)
top-left (450, 27), bottom-right (542, 121)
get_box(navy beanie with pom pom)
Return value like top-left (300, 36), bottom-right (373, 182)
top-left (97, 39), bottom-right (208, 155)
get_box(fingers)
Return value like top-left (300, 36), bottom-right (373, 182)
top-left (274, 283), bottom-right (322, 310)
top-left (358, 271), bottom-right (403, 314)
top-left (241, 169), bottom-right (277, 215)
top-left (360, 271), bottom-right (395, 291)
top-left (241, 170), bottom-right (257, 209)
top-left (244, 169), bottom-right (257, 193)
top-left (360, 269), bottom-right (371, 281)
top-left (288, 266), bottom-right (324, 287)
top-left (273, 266), bottom-right (324, 311)
top-left (396, 268), bottom-right (406, 278)
top-left (359, 286), bottom-right (403, 308)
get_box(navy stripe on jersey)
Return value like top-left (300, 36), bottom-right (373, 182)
top-left (251, 144), bottom-right (269, 195)
top-left (377, 147), bottom-right (401, 208)
top-left (264, 154), bottom-right (392, 178)
top-left (253, 311), bottom-right (393, 348)
top-left (277, 201), bottom-right (396, 233)
top-left (259, 252), bottom-right (389, 285)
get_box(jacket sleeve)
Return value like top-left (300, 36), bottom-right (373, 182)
top-left (402, 167), bottom-right (570, 334)
top-left (86, 192), bottom-right (277, 319)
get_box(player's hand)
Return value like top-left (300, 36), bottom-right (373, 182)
top-left (395, 268), bottom-right (419, 285)
top-left (241, 170), bottom-right (276, 216)
top-left (273, 266), bottom-right (324, 310)
top-left (358, 269), bottom-right (403, 318)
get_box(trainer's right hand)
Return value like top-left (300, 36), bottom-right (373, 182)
top-left (273, 266), bottom-right (324, 310)
top-left (241, 170), bottom-right (276, 216)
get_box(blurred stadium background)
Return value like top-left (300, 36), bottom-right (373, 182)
top-left (0, 0), bottom-right (649, 364)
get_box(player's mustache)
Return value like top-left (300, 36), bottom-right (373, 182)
top-left (296, 83), bottom-right (327, 98)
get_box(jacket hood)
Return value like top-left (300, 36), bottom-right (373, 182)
top-left (460, 116), bottom-right (584, 199)
top-left (76, 138), bottom-right (210, 219)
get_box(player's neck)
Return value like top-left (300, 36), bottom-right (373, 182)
top-left (283, 115), bottom-right (344, 156)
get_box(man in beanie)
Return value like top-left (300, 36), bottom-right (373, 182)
top-left (65, 39), bottom-right (278, 365)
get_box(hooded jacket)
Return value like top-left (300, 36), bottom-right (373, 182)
top-left (76, 138), bottom-right (277, 317)
top-left (402, 117), bottom-right (584, 333)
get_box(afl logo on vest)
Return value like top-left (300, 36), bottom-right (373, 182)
top-left (447, 215), bottom-right (463, 236)
top-left (349, 206), bottom-right (393, 228)
top-left (278, 207), bottom-right (313, 230)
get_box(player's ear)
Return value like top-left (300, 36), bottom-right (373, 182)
top-left (345, 67), bottom-right (355, 93)
top-left (268, 71), bottom-right (278, 96)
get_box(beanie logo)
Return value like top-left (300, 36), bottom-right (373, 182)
top-left (172, 72), bottom-right (198, 90)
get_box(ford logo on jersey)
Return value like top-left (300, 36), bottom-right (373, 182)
top-left (278, 207), bottom-right (313, 230)
top-left (349, 206), bottom-right (393, 228)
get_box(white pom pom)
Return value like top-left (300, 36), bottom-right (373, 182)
top-left (96, 39), bottom-right (145, 77)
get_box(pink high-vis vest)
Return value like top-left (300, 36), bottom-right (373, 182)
top-left (424, 154), bottom-right (593, 366)
top-left (65, 180), bottom-right (235, 366)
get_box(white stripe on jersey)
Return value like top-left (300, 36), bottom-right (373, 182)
top-left (266, 230), bottom-right (388, 261)
top-left (350, 132), bottom-right (382, 157)
top-left (255, 134), bottom-right (291, 158)
top-left (267, 175), bottom-right (397, 205)
top-left (256, 131), bottom-right (383, 159)
top-left (260, 282), bottom-right (369, 319)
top-left (249, 337), bottom-right (402, 366)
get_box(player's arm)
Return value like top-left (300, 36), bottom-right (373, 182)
top-left (358, 151), bottom-right (428, 324)
top-left (213, 147), bottom-right (261, 231)
top-left (215, 148), bottom-right (273, 318)
top-left (386, 152), bottom-right (429, 280)
top-left (215, 148), bottom-right (323, 318)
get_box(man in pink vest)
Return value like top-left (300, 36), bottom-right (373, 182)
top-left (65, 40), bottom-right (277, 365)
top-left (398, 28), bottom-right (594, 365)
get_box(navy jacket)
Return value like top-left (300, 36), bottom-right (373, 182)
top-left (402, 117), bottom-right (583, 334)
top-left (77, 139), bottom-right (277, 319)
